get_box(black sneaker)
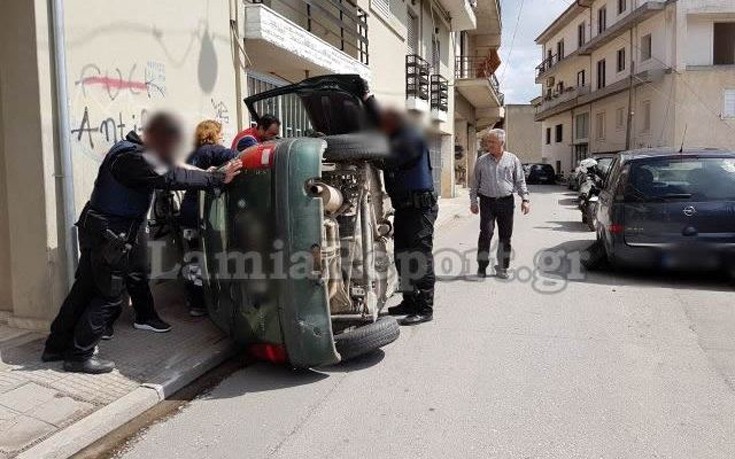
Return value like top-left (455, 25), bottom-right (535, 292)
top-left (189, 306), bottom-right (208, 318)
top-left (495, 265), bottom-right (510, 280)
top-left (477, 267), bottom-right (487, 278)
top-left (41, 349), bottom-right (65, 362)
top-left (133, 317), bottom-right (172, 333)
top-left (101, 326), bottom-right (114, 340)
top-left (63, 357), bottom-right (115, 374)
top-left (400, 313), bottom-right (434, 326)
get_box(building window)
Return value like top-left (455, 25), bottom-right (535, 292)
top-left (597, 59), bottom-right (606, 89)
top-left (557, 40), bottom-right (565, 60)
top-left (640, 100), bottom-right (651, 133)
top-left (597, 6), bottom-right (607, 35)
top-left (546, 127), bottom-right (552, 144)
top-left (575, 113), bottom-right (589, 140)
top-left (617, 48), bottom-right (626, 72)
top-left (556, 81), bottom-right (565, 94)
top-left (714, 23), bottom-right (735, 66)
top-left (595, 112), bottom-right (606, 140)
top-left (641, 34), bottom-right (652, 61)
top-left (616, 107), bottom-right (625, 130)
top-left (618, 0), bottom-right (627, 15)
top-left (577, 70), bottom-right (586, 87)
top-left (555, 124), bottom-right (564, 143)
top-left (578, 22), bottom-right (586, 48)
top-left (723, 89), bottom-right (735, 118)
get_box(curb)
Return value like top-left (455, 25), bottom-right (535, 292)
top-left (17, 337), bottom-right (236, 459)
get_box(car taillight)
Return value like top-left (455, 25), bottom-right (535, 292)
top-left (608, 223), bottom-right (625, 234)
top-left (249, 343), bottom-right (288, 364)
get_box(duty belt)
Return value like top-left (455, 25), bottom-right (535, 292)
top-left (392, 191), bottom-right (437, 209)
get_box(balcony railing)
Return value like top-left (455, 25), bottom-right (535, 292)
top-left (430, 74), bottom-right (449, 112)
top-left (249, 0), bottom-right (369, 65)
top-left (536, 53), bottom-right (560, 78)
top-left (455, 56), bottom-right (502, 95)
top-left (406, 54), bottom-right (430, 101)
top-left (535, 84), bottom-right (591, 117)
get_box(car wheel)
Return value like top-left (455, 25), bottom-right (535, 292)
top-left (322, 133), bottom-right (390, 162)
top-left (334, 317), bottom-right (400, 362)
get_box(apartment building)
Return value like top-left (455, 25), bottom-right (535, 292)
top-left (504, 104), bottom-right (542, 163)
top-left (0, 0), bottom-right (495, 326)
top-left (534, 0), bottom-right (735, 176)
top-left (453, 0), bottom-right (503, 186)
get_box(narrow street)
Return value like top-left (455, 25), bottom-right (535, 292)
top-left (116, 186), bottom-right (735, 458)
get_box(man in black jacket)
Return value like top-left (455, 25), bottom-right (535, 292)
top-left (43, 113), bottom-right (241, 374)
top-left (359, 82), bottom-right (438, 326)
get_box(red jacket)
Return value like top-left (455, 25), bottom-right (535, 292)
top-left (231, 126), bottom-right (264, 152)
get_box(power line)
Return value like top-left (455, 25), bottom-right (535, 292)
top-left (499, 0), bottom-right (526, 84)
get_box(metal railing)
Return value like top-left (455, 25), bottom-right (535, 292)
top-left (250, 0), bottom-right (369, 65)
top-left (535, 53), bottom-right (559, 78)
top-left (430, 74), bottom-right (449, 112)
top-left (406, 54), bottom-right (430, 101)
top-left (536, 84), bottom-right (591, 115)
top-left (455, 56), bottom-right (502, 94)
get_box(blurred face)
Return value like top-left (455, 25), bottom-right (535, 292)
top-left (379, 110), bottom-right (402, 135)
top-left (482, 135), bottom-right (504, 156)
top-left (145, 131), bottom-right (182, 165)
top-left (259, 123), bottom-right (280, 141)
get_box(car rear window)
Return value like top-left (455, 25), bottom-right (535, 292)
top-left (625, 157), bottom-right (735, 202)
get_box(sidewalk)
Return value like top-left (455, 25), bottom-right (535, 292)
top-left (0, 283), bottom-right (233, 459)
top-left (0, 187), bottom-right (470, 459)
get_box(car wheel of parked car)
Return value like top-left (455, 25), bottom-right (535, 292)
top-left (334, 316), bottom-right (400, 362)
top-left (322, 133), bottom-right (390, 162)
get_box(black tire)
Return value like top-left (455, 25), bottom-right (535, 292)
top-left (323, 133), bottom-right (390, 162)
top-left (334, 317), bottom-right (400, 362)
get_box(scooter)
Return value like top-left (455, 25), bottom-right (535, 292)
top-left (578, 171), bottom-right (602, 232)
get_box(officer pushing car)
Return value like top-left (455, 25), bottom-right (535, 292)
top-left (43, 113), bottom-right (241, 374)
top-left (358, 81), bottom-right (438, 326)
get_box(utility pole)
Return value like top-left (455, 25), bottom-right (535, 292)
top-left (625, 29), bottom-right (635, 150)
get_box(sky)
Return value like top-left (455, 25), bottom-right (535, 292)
top-left (497, 0), bottom-right (573, 104)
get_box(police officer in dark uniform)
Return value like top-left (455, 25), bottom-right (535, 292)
top-left (359, 82), bottom-right (438, 326)
top-left (42, 113), bottom-right (241, 374)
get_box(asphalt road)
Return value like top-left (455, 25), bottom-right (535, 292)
top-left (118, 186), bottom-right (735, 459)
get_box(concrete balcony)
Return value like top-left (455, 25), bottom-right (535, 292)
top-left (472, 0), bottom-right (501, 36)
top-left (577, 1), bottom-right (666, 56)
top-left (454, 55), bottom-right (504, 111)
top-left (243, 1), bottom-right (370, 83)
top-left (535, 68), bottom-right (667, 121)
top-left (436, 0), bottom-right (477, 31)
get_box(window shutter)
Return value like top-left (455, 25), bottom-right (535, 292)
top-left (724, 89), bottom-right (735, 117)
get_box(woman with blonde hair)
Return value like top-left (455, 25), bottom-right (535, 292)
top-left (179, 120), bottom-right (238, 316)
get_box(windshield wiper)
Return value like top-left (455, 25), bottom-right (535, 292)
top-left (660, 193), bottom-right (693, 199)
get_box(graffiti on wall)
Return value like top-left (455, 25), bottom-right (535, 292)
top-left (70, 61), bottom-right (166, 161)
top-left (210, 98), bottom-right (230, 125)
top-left (75, 62), bottom-right (167, 100)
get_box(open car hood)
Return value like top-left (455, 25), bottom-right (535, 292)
top-left (244, 74), bottom-right (371, 136)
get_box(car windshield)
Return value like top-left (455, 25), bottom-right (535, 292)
top-left (625, 157), bottom-right (735, 202)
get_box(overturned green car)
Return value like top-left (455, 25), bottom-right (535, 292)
top-left (199, 75), bottom-right (400, 368)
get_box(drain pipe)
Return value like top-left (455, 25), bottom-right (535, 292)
top-left (50, 0), bottom-right (78, 287)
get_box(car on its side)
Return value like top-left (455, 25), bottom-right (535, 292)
top-left (526, 163), bottom-right (556, 184)
top-left (595, 148), bottom-right (735, 272)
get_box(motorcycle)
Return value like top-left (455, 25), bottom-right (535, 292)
top-left (578, 166), bottom-right (603, 232)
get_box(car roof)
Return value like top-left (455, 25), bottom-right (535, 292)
top-left (618, 148), bottom-right (735, 163)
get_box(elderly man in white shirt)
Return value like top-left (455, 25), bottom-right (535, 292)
top-left (469, 128), bottom-right (530, 279)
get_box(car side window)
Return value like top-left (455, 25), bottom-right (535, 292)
top-left (603, 158), bottom-right (621, 190)
top-left (613, 164), bottom-right (630, 201)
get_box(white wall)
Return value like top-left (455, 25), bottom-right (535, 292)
top-left (63, 0), bottom-right (241, 212)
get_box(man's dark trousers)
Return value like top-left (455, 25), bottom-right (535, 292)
top-left (477, 195), bottom-right (514, 271)
top-left (45, 228), bottom-right (155, 360)
top-left (393, 202), bottom-right (438, 314)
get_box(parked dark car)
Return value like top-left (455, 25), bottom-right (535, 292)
top-left (595, 148), bottom-right (735, 271)
top-left (526, 163), bottom-right (556, 184)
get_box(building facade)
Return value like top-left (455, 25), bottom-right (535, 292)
top-left (453, 0), bottom-right (503, 187)
top-left (504, 104), bottom-right (542, 163)
top-left (534, 0), bottom-right (735, 176)
top-left (0, 0), bottom-right (500, 326)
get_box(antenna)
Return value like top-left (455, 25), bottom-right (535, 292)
top-left (679, 124), bottom-right (688, 153)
